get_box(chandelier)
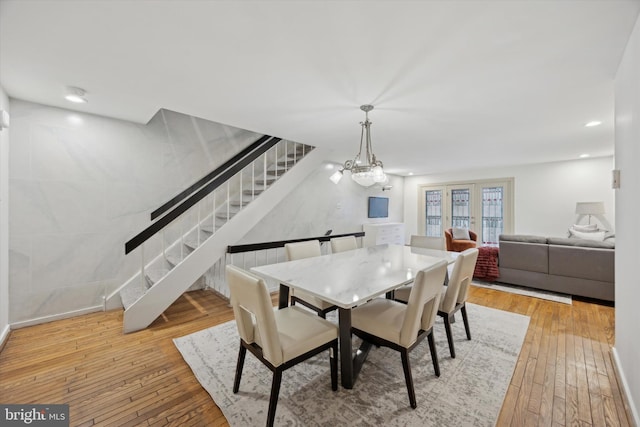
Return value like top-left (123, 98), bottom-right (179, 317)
top-left (330, 104), bottom-right (387, 187)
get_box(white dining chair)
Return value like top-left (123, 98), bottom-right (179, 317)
top-left (393, 235), bottom-right (447, 300)
top-left (330, 235), bottom-right (358, 253)
top-left (350, 260), bottom-right (448, 409)
top-left (438, 248), bottom-right (479, 358)
top-left (409, 234), bottom-right (445, 250)
top-left (227, 265), bottom-right (338, 427)
top-left (284, 240), bottom-right (337, 318)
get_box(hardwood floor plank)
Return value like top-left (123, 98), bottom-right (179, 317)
top-left (512, 357), bottom-right (538, 427)
top-left (602, 345), bottom-right (631, 427)
top-left (497, 383), bottom-right (520, 426)
top-left (552, 395), bottom-right (566, 426)
top-left (589, 391), bottom-right (606, 427)
top-left (566, 384), bottom-right (580, 427)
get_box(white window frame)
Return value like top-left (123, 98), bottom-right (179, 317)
top-left (418, 178), bottom-right (514, 245)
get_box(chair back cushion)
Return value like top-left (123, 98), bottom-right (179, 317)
top-left (330, 236), bottom-right (358, 253)
top-left (409, 235), bottom-right (445, 250)
top-left (441, 248), bottom-right (479, 312)
top-left (456, 248), bottom-right (479, 303)
top-left (399, 260), bottom-right (448, 347)
top-left (226, 265), bottom-right (283, 366)
top-left (285, 240), bottom-right (321, 261)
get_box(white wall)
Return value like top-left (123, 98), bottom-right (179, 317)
top-left (403, 156), bottom-right (615, 239)
top-left (0, 86), bottom-right (9, 343)
top-left (613, 12), bottom-right (640, 425)
top-left (239, 164), bottom-right (404, 244)
top-left (8, 100), bottom-right (260, 325)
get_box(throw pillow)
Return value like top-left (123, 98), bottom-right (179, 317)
top-left (452, 227), bottom-right (471, 240)
top-left (569, 229), bottom-right (606, 241)
top-left (571, 223), bottom-right (598, 232)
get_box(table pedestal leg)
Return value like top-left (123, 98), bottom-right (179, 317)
top-left (338, 308), bottom-right (353, 389)
top-left (278, 284), bottom-right (289, 309)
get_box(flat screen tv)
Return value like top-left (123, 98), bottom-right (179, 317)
top-left (368, 196), bottom-right (389, 218)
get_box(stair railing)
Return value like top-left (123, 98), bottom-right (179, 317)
top-left (121, 137), bottom-right (313, 304)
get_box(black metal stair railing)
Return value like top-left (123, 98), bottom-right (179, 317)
top-left (125, 135), bottom-right (282, 254)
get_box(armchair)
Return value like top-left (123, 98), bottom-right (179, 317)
top-left (444, 228), bottom-right (477, 252)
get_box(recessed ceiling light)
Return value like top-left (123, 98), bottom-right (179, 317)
top-left (579, 153), bottom-right (590, 158)
top-left (585, 121), bottom-right (601, 127)
top-left (65, 86), bottom-right (88, 103)
top-left (407, 172), bottom-right (414, 176)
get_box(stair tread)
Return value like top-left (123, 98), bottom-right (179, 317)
top-left (277, 160), bottom-right (296, 167)
top-left (120, 282), bottom-right (147, 310)
top-left (254, 178), bottom-right (277, 185)
top-left (215, 212), bottom-right (236, 220)
top-left (183, 235), bottom-right (200, 249)
top-left (266, 168), bottom-right (288, 175)
top-left (166, 253), bottom-right (182, 266)
top-left (145, 268), bottom-right (170, 286)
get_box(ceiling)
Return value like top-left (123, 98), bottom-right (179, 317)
top-left (1, 0), bottom-right (639, 176)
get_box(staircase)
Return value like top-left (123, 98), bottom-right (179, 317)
top-left (106, 138), bottom-right (323, 333)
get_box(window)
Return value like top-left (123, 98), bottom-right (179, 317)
top-left (419, 178), bottom-right (513, 246)
top-left (481, 186), bottom-right (504, 246)
top-left (425, 189), bottom-right (443, 237)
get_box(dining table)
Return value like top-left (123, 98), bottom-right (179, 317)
top-left (251, 243), bottom-right (458, 389)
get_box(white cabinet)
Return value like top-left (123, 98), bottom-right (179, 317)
top-left (362, 223), bottom-right (405, 247)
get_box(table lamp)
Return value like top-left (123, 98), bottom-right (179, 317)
top-left (575, 202), bottom-right (605, 224)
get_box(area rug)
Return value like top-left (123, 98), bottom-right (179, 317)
top-left (174, 303), bottom-right (529, 426)
top-left (472, 281), bottom-right (572, 304)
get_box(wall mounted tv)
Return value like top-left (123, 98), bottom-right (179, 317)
top-left (368, 196), bottom-right (389, 218)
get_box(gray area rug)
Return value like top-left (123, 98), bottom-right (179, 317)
top-left (472, 281), bottom-right (572, 304)
top-left (174, 303), bottom-right (530, 426)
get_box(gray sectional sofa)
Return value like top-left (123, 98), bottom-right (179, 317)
top-left (498, 234), bottom-right (615, 301)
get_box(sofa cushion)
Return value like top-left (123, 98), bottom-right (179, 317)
top-left (548, 245), bottom-right (614, 283)
top-left (498, 241), bottom-right (549, 273)
top-left (568, 229), bottom-right (606, 241)
top-left (499, 234), bottom-right (548, 244)
top-left (571, 223), bottom-right (598, 232)
top-left (547, 237), bottom-right (615, 249)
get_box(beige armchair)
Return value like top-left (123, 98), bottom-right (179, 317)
top-left (350, 260), bottom-right (448, 408)
top-left (227, 265), bottom-right (338, 427)
top-left (284, 240), bottom-right (337, 318)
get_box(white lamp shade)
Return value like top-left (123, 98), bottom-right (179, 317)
top-left (351, 170), bottom-right (376, 187)
top-left (372, 166), bottom-right (386, 183)
top-left (329, 170), bottom-right (343, 184)
top-left (575, 202), bottom-right (605, 215)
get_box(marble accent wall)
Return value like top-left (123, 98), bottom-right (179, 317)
top-left (8, 100), bottom-right (261, 324)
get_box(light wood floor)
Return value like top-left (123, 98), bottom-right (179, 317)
top-left (0, 287), bottom-right (631, 427)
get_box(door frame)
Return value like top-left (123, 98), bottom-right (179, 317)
top-left (417, 178), bottom-right (514, 244)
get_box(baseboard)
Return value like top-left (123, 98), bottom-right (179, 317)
top-left (611, 347), bottom-right (640, 426)
top-left (10, 305), bottom-right (104, 330)
top-left (0, 324), bottom-right (10, 353)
